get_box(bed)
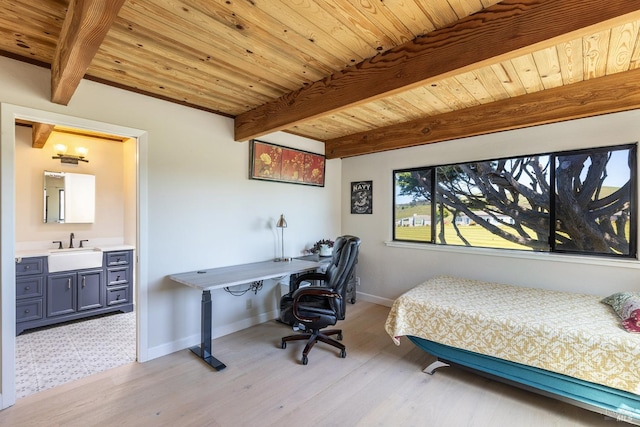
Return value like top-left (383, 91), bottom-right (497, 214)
top-left (384, 276), bottom-right (640, 424)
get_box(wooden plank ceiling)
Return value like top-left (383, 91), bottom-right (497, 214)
top-left (1, 0), bottom-right (640, 159)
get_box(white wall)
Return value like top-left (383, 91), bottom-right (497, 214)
top-left (14, 126), bottom-right (126, 246)
top-left (0, 56), bottom-right (342, 405)
top-left (342, 110), bottom-right (640, 304)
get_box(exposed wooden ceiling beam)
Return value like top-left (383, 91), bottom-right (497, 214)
top-left (51, 0), bottom-right (126, 105)
top-left (234, 0), bottom-right (640, 142)
top-left (324, 68), bottom-right (640, 159)
top-left (31, 123), bottom-right (55, 149)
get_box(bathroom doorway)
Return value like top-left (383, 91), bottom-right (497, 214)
top-left (14, 122), bottom-right (134, 398)
top-left (0, 104), bottom-right (149, 408)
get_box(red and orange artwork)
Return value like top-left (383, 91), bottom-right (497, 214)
top-left (251, 140), bottom-right (325, 186)
top-left (303, 153), bottom-right (325, 185)
top-left (252, 142), bottom-right (282, 180)
top-left (281, 148), bottom-right (305, 182)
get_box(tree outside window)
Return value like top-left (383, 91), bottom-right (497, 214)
top-left (394, 144), bottom-right (636, 258)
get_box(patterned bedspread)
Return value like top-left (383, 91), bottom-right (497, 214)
top-left (385, 276), bottom-right (640, 394)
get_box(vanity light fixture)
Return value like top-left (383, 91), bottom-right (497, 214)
top-left (52, 144), bottom-right (89, 164)
top-left (275, 214), bottom-right (291, 262)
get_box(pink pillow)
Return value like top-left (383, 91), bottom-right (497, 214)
top-left (622, 309), bottom-right (640, 333)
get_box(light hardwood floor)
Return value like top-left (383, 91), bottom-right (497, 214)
top-left (0, 301), bottom-right (622, 426)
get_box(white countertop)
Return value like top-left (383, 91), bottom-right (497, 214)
top-left (15, 244), bottom-right (135, 259)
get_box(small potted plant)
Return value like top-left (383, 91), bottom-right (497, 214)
top-left (308, 239), bottom-right (335, 257)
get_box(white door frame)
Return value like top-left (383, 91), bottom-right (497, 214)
top-left (0, 103), bottom-right (148, 408)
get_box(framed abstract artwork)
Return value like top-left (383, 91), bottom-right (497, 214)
top-left (249, 139), bottom-right (325, 187)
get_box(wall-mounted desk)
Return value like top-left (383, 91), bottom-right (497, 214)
top-left (169, 259), bottom-right (320, 371)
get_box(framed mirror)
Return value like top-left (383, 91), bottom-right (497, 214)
top-left (43, 171), bottom-right (95, 223)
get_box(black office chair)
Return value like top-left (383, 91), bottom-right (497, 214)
top-left (280, 235), bottom-right (361, 365)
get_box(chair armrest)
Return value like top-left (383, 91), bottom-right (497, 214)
top-left (291, 272), bottom-right (327, 292)
top-left (291, 285), bottom-right (337, 300)
top-left (292, 287), bottom-right (341, 323)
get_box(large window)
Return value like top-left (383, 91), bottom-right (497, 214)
top-left (393, 144), bottom-right (637, 258)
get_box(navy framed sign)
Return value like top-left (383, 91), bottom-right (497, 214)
top-left (351, 181), bottom-right (372, 214)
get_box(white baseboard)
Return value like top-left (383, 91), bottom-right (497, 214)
top-left (355, 291), bottom-right (394, 307)
top-left (146, 294), bottom-right (393, 361)
top-left (146, 309), bottom-right (280, 361)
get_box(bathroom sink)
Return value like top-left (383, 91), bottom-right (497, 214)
top-left (50, 247), bottom-right (97, 253)
top-left (48, 248), bottom-right (103, 272)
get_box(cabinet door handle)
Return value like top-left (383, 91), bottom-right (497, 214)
top-left (82, 276), bottom-right (86, 288)
top-left (67, 278), bottom-right (71, 289)
top-left (25, 286), bottom-right (30, 290)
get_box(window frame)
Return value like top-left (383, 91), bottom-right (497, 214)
top-left (393, 143), bottom-right (638, 259)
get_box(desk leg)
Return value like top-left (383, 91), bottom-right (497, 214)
top-left (189, 290), bottom-right (227, 371)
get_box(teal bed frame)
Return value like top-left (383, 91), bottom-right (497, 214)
top-left (408, 336), bottom-right (640, 424)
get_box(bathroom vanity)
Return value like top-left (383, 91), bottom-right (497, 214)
top-left (15, 248), bottom-right (134, 335)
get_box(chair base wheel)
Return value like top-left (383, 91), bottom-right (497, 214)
top-left (281, 329), bottom-right (347, 365)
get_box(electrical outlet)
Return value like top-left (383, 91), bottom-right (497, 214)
top-left (356, 277), bottom-right (361, 287)
top-left (246, 299), bottom-right (252, 310)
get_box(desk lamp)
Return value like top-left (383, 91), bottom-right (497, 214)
top-left (276, 214), bottom-right (291, 262)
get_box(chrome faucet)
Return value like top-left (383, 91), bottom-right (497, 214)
top-left (69, 232), bottom-right (75, 249)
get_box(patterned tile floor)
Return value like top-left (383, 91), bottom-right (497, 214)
top-left (15, 311), bottom-right (136, 399)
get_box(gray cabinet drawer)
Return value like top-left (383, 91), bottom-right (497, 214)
top-left (105, 251), bottom-right (130, 267)
top-left (107, 267), bottom-right (129, 286)
top-left (16, 276), bottom-right (44, 300)
top-left (17, 300), bottom-right (43, 322)
top-left (16, 257), bottom-right (45, 276)
top-left (106, 286), bottom-right (129, 306)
